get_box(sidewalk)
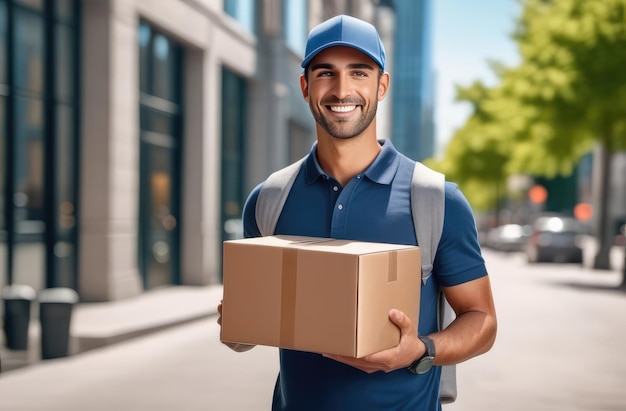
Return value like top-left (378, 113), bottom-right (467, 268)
top-left (1, 285), bottom-right (224, 373)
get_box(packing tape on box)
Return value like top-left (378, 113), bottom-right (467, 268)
top-left (277, 245), bottom-right (400, 347)
top-left (280, 248), bottom-right (298, 347)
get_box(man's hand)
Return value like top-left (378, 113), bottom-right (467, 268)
top-left (323, 309), bottom-right (424, 373)
top-left (217, 300), bottom-right (256, 352)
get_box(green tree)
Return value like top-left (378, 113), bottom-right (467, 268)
top-left (510, 0), bottom-right (626, 270)
top-left (432, 0), bottom-right (626, 278)
top-left (427, 81), bottom-right (512, 213)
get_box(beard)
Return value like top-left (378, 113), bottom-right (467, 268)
top-left (309, 97), bottom-right (378, 140)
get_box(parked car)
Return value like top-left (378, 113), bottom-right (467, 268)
top-left (486, 224), bottom-right (531, 252)
top-left (525, 215), bottom-right (586, 263)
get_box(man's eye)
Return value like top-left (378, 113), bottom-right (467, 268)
top-left (353, 71), bottom-right (367, 77)
top-left (318, 71), bottom-right (333, 77)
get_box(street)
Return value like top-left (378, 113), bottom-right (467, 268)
top-left (0, 250), bottom-right (625, 410)
top-left (456, 250), bottom-right (626, 411)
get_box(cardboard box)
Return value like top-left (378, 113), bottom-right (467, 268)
top-left (220, 235), bottom-right (421, 358)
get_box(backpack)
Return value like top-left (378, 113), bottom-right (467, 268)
top-left (255, 156), bottom-right (458, 404)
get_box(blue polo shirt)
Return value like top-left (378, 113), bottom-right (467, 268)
top-left (242, 139), bottom-right (487, 411)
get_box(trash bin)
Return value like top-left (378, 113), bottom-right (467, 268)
top-left (38, 288), bottom-right (79, 360)
top-left (2, 284), bottom-right (36, 350)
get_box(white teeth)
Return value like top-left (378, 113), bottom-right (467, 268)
top-left (329, 105), bottom-right (356, 113)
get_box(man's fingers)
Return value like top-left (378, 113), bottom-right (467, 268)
top-left (389, 309), bottom-right (413, 335)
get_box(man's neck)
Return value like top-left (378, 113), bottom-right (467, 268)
top-left (315, 131), bottom-right (381, 187)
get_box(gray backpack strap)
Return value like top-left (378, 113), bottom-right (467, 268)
top-left (411, 161), bottom-right (458, 405)
top-left (255, 157), bottom-right (306, 236)
top-left (410, 162), bottom-right (445, 284)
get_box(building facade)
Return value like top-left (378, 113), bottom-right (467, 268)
top-left (390, 0), bottom-right (435, 162)
top-left (0, 0), bottom-right (389, 309)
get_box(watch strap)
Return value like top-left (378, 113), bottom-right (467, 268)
top-left (408, 336), bottom-right (436, 374)
top-left (419, 336), bottom-right (435, 357)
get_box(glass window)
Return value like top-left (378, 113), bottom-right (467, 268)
top-left (55, 0), bottom-right (74, 21)
top-left (151, 34), bottom-right (181, 102)
top-left (0, 0), bottom-right (7, 86)
top-left (224, 0), bottom-right (255, 34)
top-left (15, 0), bottom-right (42, 11)
top-left (144, 143), bottom-right (176, 289)
top-left (221, 68), bottom-right (247, 242)
top-left (12, 94), bottom-right (45, 290)
top-left (139, 22), bottom-right (151, 93)
top-left (0, 96), bottom-right (5, 231)
top-left (55, 25), bottom-right (74, 102)
top-left (55, 105), bottom-right (75, 221)
top-left (14, 96), bottom-right (44, 224)
top-left (141, 107), bottom-right (175, 137)
top-left (284, 0), bottom-right (307, 55)
top-left (54, 104), bottom-right (76, 288)
top-left (15, 8), bottom-right (44, 94)
top-left (51, 0), bottom-right (78, 289)
top-left (0, 0), bottom-right (5, 234)
top-left (139, 21), bottom-right (182, 289)
top-left (3, 0), bottom-right (79, 290)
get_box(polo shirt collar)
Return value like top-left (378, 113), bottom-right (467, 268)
top-left (304, 138), bottom-right (400, 185)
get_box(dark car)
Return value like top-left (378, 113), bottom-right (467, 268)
top-left (525, 215), bottom-right (586, 263)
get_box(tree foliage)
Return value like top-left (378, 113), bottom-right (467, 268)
top-left (430, 0), bottom-right (626, 212)
top-left (510, 0), bottom-right (626, 162)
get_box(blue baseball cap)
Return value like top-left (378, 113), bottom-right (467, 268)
top-left (301, 15), bottom-right (386, 70)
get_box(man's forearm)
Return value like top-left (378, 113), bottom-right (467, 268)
top-left (430, 309), bottom-right (497, 366)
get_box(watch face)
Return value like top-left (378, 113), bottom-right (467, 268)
top-left (415, 356), bottom-right (435, 374)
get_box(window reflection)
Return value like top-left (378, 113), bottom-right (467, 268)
top-left (139, 22), bottom-right (151, 93)
top-left (0, 1), bottom-right (7, 85)
top-left (139, 21), bottom-right (182, 289)
top-left (55, 0), bottom-right (74, 21)
top-left (3, 0), bottom-right (79, 291)
top-left (224, 0), bottom-right (255, 33)
top-left (15, 0), bottom-right (43, 11)
top-left (0, 95), bottom-right (5, 295)
top-left (152, 34), bottom-right (175, 101)
top-left (284, 0), bottom-right (307, 55)
top-left (56, 105), bottom-right (76, 225)
top-left (55, 25), bottom-right (74, 101)
top-left (15, 97), bottom-right (44, 223)
top-left (221, 69), bottom-right (247, 243)
top-left (15, 8), bottom-right (44, 94)
top-left (1, 97), bottom-right (5, 230)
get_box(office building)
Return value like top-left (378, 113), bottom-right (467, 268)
top-left (0, 0), bottom-right (385, 312)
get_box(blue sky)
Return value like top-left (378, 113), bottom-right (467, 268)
top-left (433, 0), bottom-right (522, 154)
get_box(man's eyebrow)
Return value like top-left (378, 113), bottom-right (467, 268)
top-left (310, 63), bottom-right (334, 71)
top-left (347, 63), bottom-right (376, 71)
top-left (309, 63), bottom-right (376, 71)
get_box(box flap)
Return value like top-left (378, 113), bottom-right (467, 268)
top-left (225, 236), bottom-right (418, 256)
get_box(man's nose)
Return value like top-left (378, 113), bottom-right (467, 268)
top-left (333, 74), bottom-right (352, 100)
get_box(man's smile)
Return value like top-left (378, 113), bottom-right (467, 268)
top-left (327, 105), bottom-right (360, 113)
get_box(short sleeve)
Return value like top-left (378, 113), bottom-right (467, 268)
top-left (434, 182), bottom-right (487, 287)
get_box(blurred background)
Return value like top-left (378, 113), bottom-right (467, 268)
top-left (0, 0), bottom-right (624, 410)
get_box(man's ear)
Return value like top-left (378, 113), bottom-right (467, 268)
top-left (300, 74), bottom-right (309, 102)
top-left (378, 72), bottom-right (390, 101)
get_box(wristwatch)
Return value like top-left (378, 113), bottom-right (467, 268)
top-left (408, 336), bottom-right (436, 374)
